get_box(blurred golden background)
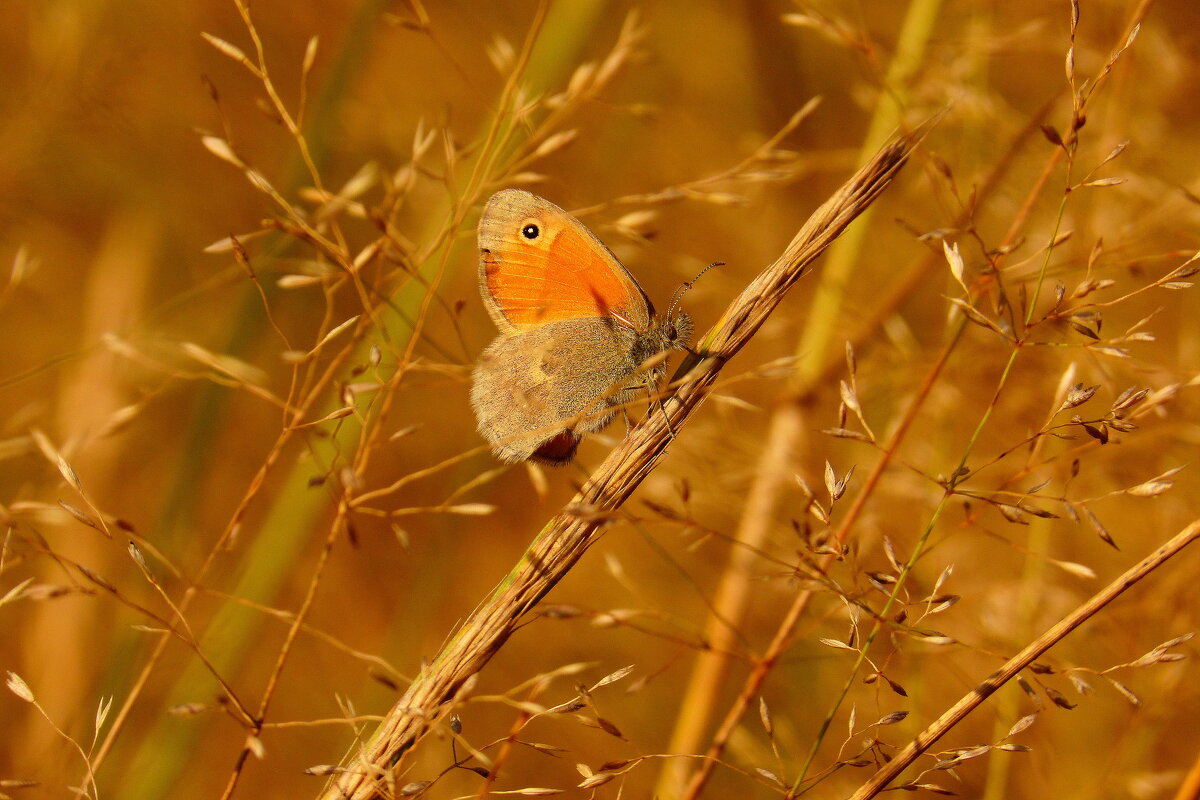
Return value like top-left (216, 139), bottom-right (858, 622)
top-left (1, 1), bottom-right (1198, 798)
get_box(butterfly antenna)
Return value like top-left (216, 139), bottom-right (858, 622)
top-left (667, 261), bottom-right (724, 319)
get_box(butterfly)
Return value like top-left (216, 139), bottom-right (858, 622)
top-left (470, 189), bottom-right (692, 465)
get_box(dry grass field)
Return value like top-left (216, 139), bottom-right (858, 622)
top-left (1, 1), bottom-right (1198, 798)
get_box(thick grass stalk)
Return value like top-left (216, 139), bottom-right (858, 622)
top-left (317, 128), bottom-right (921, 800)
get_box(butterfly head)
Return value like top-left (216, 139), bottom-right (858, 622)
top-left (663, 310), bottom-right (693, 351)
top-left (658, 261), bottom-right (720, 353)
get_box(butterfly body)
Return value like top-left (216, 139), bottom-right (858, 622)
top-left (470, 189), bottom-right (691, 465)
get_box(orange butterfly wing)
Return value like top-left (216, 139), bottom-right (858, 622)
top-left (477, 189), bottom-right (653, 333)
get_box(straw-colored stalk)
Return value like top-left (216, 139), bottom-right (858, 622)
top-left (317, 127), bottom-right (922, 800)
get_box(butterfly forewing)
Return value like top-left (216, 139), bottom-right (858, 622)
top-left (478, 189), bottom-right (653, 332)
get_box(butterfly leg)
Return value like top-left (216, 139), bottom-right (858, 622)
top-left (648, 376), bottom-right (677, 439)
